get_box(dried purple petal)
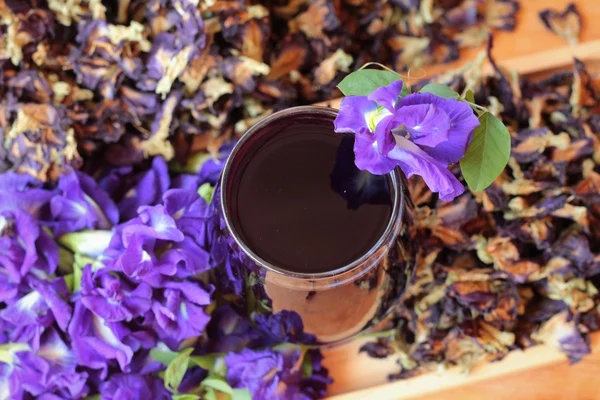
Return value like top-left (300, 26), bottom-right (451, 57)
top-left (539, 3), bottom-right (582, 46)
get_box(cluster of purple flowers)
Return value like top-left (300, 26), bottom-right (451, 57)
top-left (0, 156), bottom-right (330, 399)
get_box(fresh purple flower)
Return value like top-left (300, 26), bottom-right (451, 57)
top-left (80, 265), bottom-right (152, 322)
top-left (0, 362), bottom-right (22, 400)
top-left (225, 348), bottom-right (285, 399)
top-left (334, 81), bottom-right (480, 201)
top-left (147, 280), bottom-right (213, 349)
top-left (68, 302), bottom-right (137, 377)
top-left (0, 171), bottom-right (52, 217)
top-left (105, 190), bottom-right (212, 285)
top-left (0, 277), bottom-right (72, 332)
top-left (0, 210), bottom-right (58, 303)
top-left (99, 373), bottom-right (169, 400)
top-left (197, 142), bottom-right (235, 185)
top-left (160, 189), bottom-right (211, 278)
top-left (115, 157), bottom-right (171, 222)
top-left (49, 169), bottom-right (119, 237)
top-left (225, 347), bottom-right (331, 400)
top-left (10, 328), bottom-right (89, 399)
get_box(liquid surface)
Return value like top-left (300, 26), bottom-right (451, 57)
top-left (228, 115), bottom-right (393, 274)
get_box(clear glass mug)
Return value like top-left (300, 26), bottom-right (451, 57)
top-left (208, 106), bottom-right (416, 346)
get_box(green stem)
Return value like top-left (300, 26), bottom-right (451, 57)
top-left (357, 62), bottom-right (424, 85)
top-left (465, 101), bottom-right (489, 113)
top-left (357, 328), bottom-right (397, 339)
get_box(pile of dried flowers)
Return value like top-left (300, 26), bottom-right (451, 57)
top-left (0, 0), bottom-right (519, 181)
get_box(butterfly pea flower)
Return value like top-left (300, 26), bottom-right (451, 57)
top-left (0, 210), bottom-right (58, 303)
top-left (0, 277), bottom-right (72, 332)
top-left (254, 310), bottom-right (316, 345)
top-left (80, 265), bottom-right (152, 323)
top-left (147, 280), bottom-right (213, 349)
top-left (334, 81), bottom-right (480, 201)
top-left (99, 372), bottom-right (169, 400)
top-left (0, 172), bottom-right (52, 217)
top-left (110, 157), bottom-right (171, 222)
top-left (205, 305), bottom-right (264, 353)
top-left (9, 328), bottom-right (89, 399)
top-left (160, 189), bottom-right (212, 278)
top-left (49, 169), bottom-right (119, 237)
top-left (68, 302), bottom-right (137, 377)
top-left (107, 205), bottom-right (184, 286)
top-left (224, 347), bottom-right (331, 400)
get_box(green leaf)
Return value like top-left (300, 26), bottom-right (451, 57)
top-left (460, 112), bottom-right (511, 192)
top-left (302, 352), bottom-right (313, 378)
top-left (419, 83), bottom-right (460, 99)
top-left (183, 152), bottom-right (212, 174)
top-left (57, 247), bottom-right (74, 274)
top-left (213, 356), bottom-right (228, 377)
top-left (337, 69), bottom-right (408, 97)
top-left (201, 376), bottom-right (233, 394)
top-left (231, 388), bottom-right (253, 400)
top-left (164, 348), bottom-right (194, 392)
top-left (83, 395), bottom-right (101, 400)
top-left (198, 183), bottom-right (215, 205)
top-left (59, 230), bottom-right (113, 257)
top-left (190, 354), bottom-right (218, 371)
top-left (151, 349), bottom-right (180, 366)
top-left (0, 343), bottom-right (31, 365)
top-left (63, 274), bottom-right (74, 293)
top-left (204, 388), bottom-right (217, 400)
top-left (172, 395), bottom-right (201, 400)
top-left (464, 89), bottom-right (475, 104)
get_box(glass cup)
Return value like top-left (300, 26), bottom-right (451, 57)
top-left (209, 106), bottom-right (416, 346)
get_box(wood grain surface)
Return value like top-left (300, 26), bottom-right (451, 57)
top-left (322, 1), bottom-right (600, 398)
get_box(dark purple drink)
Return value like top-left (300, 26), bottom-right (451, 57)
top-left (212, 106), bottom-right (416, 345)
top-left (227, 116), bottom-right (393, 274)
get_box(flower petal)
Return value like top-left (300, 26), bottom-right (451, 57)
top-left (367, 80), bottom-right (404, 112)
top-left (388, 137), bottom-right (465, 201)
top-left (334, 96), bottom-right (377, 135)
top-left (353, 133), bottom-right (399, 175)
top-left (374, 115), bottom-right (396, 155)
top-left (398, 93), bottom-right (480, 165)
top-left (392, 103), bottom-right (451, 148)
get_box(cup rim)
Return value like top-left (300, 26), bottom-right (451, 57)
top-left (219, 105), bottom-right (404, 281)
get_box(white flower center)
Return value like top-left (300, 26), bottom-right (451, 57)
top-left (365, 107), bottom-right (392, 132)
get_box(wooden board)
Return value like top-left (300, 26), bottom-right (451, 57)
top-left (321, 1), bottom-right (600, 397)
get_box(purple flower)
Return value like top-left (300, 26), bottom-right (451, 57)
top-left (0, 172), bottom-right (52, 217)
top-left (0, 210), bottom-right (58, 303)
top-left (105, 189), bottom-right (212, 285)
top-left (106, 205), bottom-right (186, 286)
top-left (205, 305), bottom-right (264, 353)
top-left (99, 373), bottom-right (169, 400)
top-left (334, 81), bottom-right (480, 201)
top-left (197, 142), bottom-right (235, 185)
top-left (80, 265), bottom-right (152, 322)
top-left (147, 280), bottom-right (213, 349)
top-left (49, 169), bottom-right (119, 237)
top-left (114, 157), bottom-right (171, 222)
top-left (68, 302), bottom-right (137, 377)
top-left (225, 347), bottom-right (331, 400)
top-left (0, 277), bottom-right (72, 332)
top-left (10, 328), bottom-right (89, 399)
top-left (225, 348), bottom-right (285, 399)
top-left (254, 311), bottom-right (316, 345)
top-left (0, 362), bottom-right (22, 400)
